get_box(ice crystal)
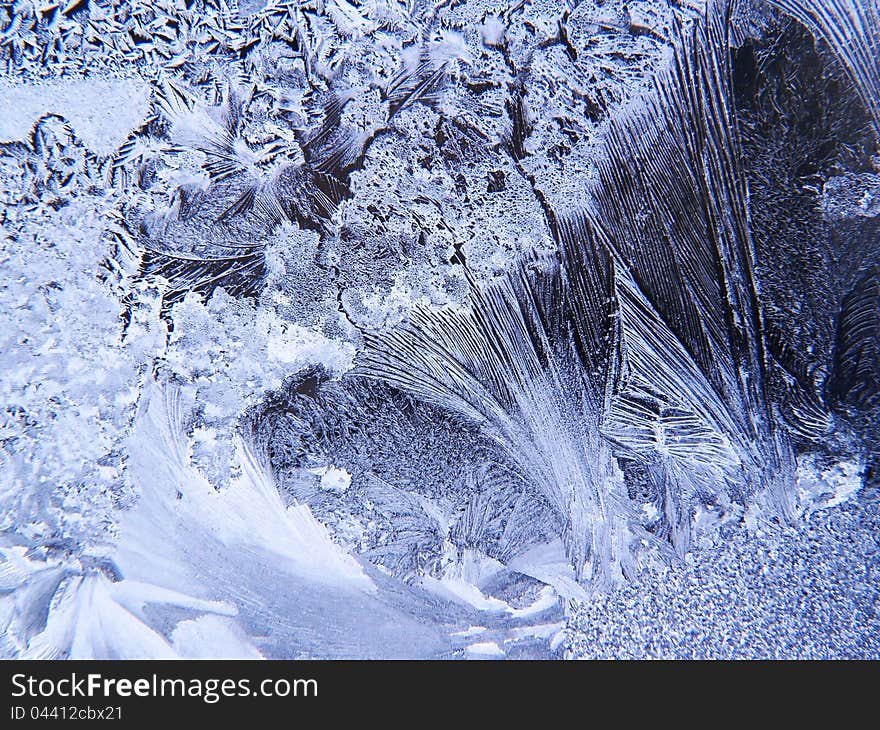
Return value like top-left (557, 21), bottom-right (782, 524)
top-left (1, 0), bottom-right (878, 658)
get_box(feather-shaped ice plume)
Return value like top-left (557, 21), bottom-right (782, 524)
top-left (121, 380), bottom-right (372, 591)
top-left (2, 380), bottom-right (475, 658)
top-left (357, 214), bottom-right (634, 589)
top-left (3, 378), bottom-right (363, 659)
top-left (769, 0), bottom-right (880, 139)
top-left (589, 4), bottom-right (797, 533)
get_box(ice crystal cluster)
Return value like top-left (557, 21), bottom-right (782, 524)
top-left (1, 0), bottom-right (878, 658)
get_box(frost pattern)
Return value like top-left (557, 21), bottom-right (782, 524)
top-left (1, 0), bottom-right (878, 658)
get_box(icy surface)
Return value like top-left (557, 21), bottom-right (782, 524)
top-left (0, 78), bottom-right (151, 155)
top-left (1, 0), bottom-right (878, 659)
top-left (564, 484), bottom-right (880, 659)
